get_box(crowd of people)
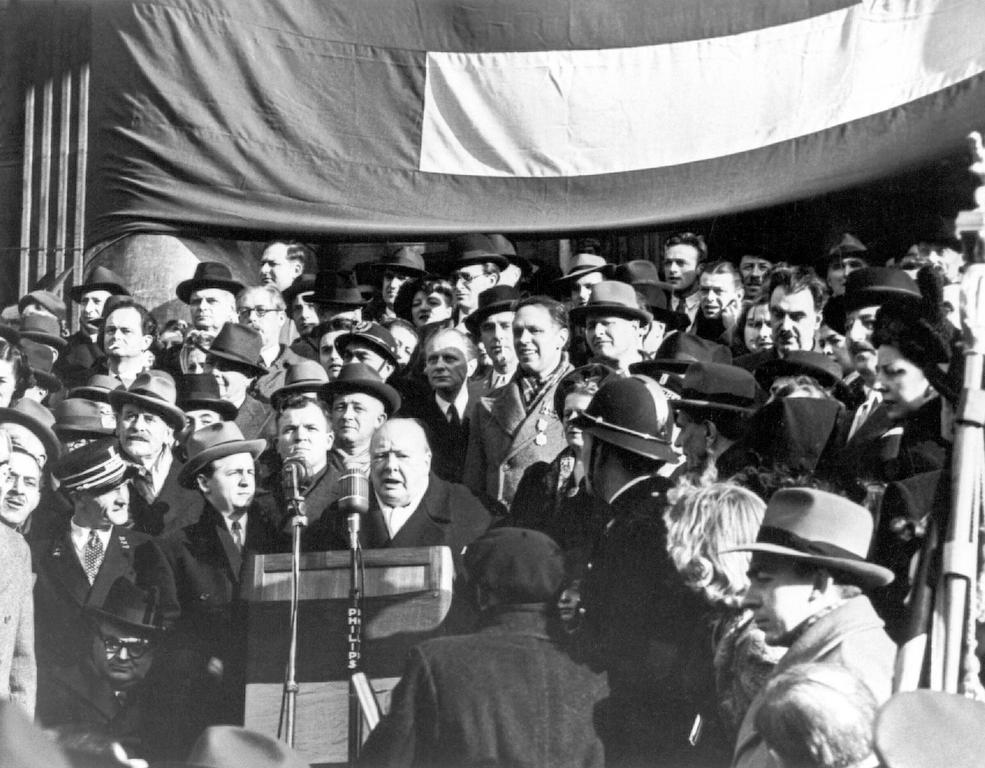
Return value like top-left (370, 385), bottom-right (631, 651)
top-left (0, 230), bottom-right (981, 768)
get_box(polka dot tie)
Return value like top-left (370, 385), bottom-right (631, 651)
top-left (83, 529), bottom-right (103, 584)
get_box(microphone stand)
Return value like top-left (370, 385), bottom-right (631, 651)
top-left (346, 507), bottom-right (364, 766)
top-left (281, 462), bottom-right (307, 747)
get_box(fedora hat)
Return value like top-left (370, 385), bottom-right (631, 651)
top-left (68, 265), bottom-right (130, 302)
top-left (309, 270), bottom-right (366, 308)
top-left (0, 397), bottom-right (61, 466)
top-left (569, 281), bottom-right (652, 326)
top-left (68, 373), bottom-right (124, 404)
top-left (464, 285), bottom-right (520, 336)
top-left (552, 363), bottom-right (618, 419)
top-left (18, 289), bottom-right (66, 319)
top-left (52, 438), bottom-right (133, 495)
top-left (19, 313), bottom-right (67, 351)
top-left (52, 397), bottom-right (117, 439)
top-left (753, 350), bottom-right (845, 392)
top-left (282, 272), bottom-right (316, 307)
top-left (673, 362), bottom-right (761, 415)
top-left (487, 234), bottom-right (532, 276)
top-left (370, 246), bottom-right (428, 278)
top-left (614, 260), bottom-right (661, 286)
top-left (109, 370), bottom-right (188, 431)
top-left (464, 528), bottom-right (565, 604)
top-left (843, 267), bottom-right (921, 314)
top-left (178, 421), bottom-right (266, 488)
top-left (727, 487), bottom-right (893, 588)
top-left (334, 322), bottom-right (399, 368)
top-left (86, 576), bottom-right (167, 637)
top-left (173, 725), bottom-right (310, 768)
top-left (875, 691), bottom-right (985, 768)
top-left (448, 233), bottom-right (509, 269)
top-left (20, 339), bottom-right (62, 394)
top-left (319, 362), bottom-right (401, 417)
top-left (623, 281), bottom-right (690, 330)
top-left (572, 375), bottom-right (677, 462)
top-left (631, 332), bottom-right (733, 376)
top-left (203, 323), bottom-right (268, 376)
top-left (270, 359), bottom-right (329, 409)
top-left (176, 262), bottom-right (245, 304)
top-left (178, 373), bottom-right (238, 421)
top-left (554, 253), bottom-right (612, 286)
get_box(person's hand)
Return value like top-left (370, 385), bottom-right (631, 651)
top-left (960, 263), bottom-right (985, 354)
top-left (721, 297), bottom-right (742, 331)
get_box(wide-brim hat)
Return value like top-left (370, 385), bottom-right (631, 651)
top-left (487, 234), bottom-right (533, 276)
top-left (369, 246), bottom-right (428, 278)
top-left (52, 397), bottom-right (117, 438)
top-left (178, 421), bottom-right (267, 488)
top-left (310, 271), bottom-right (366, 308)
top-left (554, 253), bottom-right (612, 286)
top-left (463, 528), bottom-right (565, 603)
top-left (726, 487), bottom-right (893, 588)
top-left (19, 313), bottom-right (67, 350)
top-left (753, 350), bottom-right (845, 392)
top-left (161, 725), bottom-right (310, 768)
top-left (18, 289), bottom-right (65, 319)
top-left (178, 373), bottom-right (238, 421)
top-left (86, 576), bottom-right (167, 637)
top-left (68, 265), bottom-right (131, 302)
top-left (571, 375), bottom-right (677, 462)
top-left (0, 397), bottom-right (61, 466)
top-left (109, 370), bottom-right (188, 431)
top-left (282, 273), bottom-right (317, 307)
top-left (569, 280), bottom-right (652, 325)
top-left (319, 362), bottom-right (401, 417)
top-left (68, 374), bottom-right (124, 403)
top-left (270, 360), bottom-right (329, 408)
top-left (552, 363), bottom-right (618, 419)
top-left (672, 362), bottom-right (760, 415)
top-left (843, 267), bottom-right (921, 314)
top-left (52, 437), bottom-right (134, 494)
top-left (631, 332), bottom-right (733, 376)
top-left (176, 262), bottom-right (245, 304)
top-left (202, 323), bottom-right (268, 376)
top-left (631, 283), bottom-right (691, 330)
top-left (464, 285), bottom-right (520, 336)
top-left (448, 233), bottom-right (509, 269)
top-left (874, 691), bottom-right (985, 768)
top-left (20, 339), bottom-right (62, 393)
top-left (334, 322), bottom-right (399, 368)
top-left (613, 260), bottom-right (660, 286)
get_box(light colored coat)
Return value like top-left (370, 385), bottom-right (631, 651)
top-left (0, 525), bottom-right (35, 717)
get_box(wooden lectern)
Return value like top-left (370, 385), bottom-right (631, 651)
top-left (241, 547), bottom-right (453, 766)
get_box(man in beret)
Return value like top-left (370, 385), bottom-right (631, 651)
top-left (358, 528), bottom-right (607, 768)
top-left (730, 488), bottom-right (896, 768)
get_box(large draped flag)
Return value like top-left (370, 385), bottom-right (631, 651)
top-left (80, 0), bottom-right (985, 245)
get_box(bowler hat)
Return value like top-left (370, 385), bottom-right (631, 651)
top-left (109, 370), bottom-right (188, 431)
top-left (282, 273), bottom-right (316, 307)
top-left (20, 339), bottom-right (62, 393)
top-left (178, 374), bottom-right (238, 421)
top-left (18, 289), bottom-right (65, 319)
top-left (552, 363), bottom-right (618, 420)
top-left (178, 421), bottom-right (266, 488)
top-left (673, 362), bottom-right (760, 415)
top-left (0, 397), bottom-right (61, 466)
top-left (19, 313), bottom-right (67, 350)
top-left (203, 323), bottom-right (268, 376)
top-left (464, 285), bottom-right (519, 336)
top-left (464, 528), bottom-right (565, 604)
top-left (631, 332), bottom-right (733, 376)
top-left (370, 246), bottom-right (427, 278)
top-left (270, 360), bottom-right (329, 409)
top-left (726, 487), bottom-right (893, 588)
top-left (52, 438), bottom-right (133, 495)
top-left (572, 375), bottom-right (677, 462)
top-left (52, 397), bottom-right (117, 439)
top-left (875, 691), bottom-right (985, 768)
top-left (309, 271), bottom-right (365, 308)
top-left (334, 322), bottom-right (399, 368)
top-left (176, 262), bottom-right (245, 304)
top-left (68, 373), bottom-right (124, 403)
top-left (753, 350), bottom-right (845, 392)
top-left (569, 281), bottom-right (652, 326)
top-left (844, 267), bottom-right (921, 314)
top-left (176, 725), bottom-right (310, 768)
top-left (319, 362), bottom-right (401, 417)
top-left (448, 233), bottom-right (509, 269)
top-left (68, 265), bottom-right (131, 302)
top-left (554, 253), bottom-right (612, 286)
top-left (86, 576), bottom-right (167, 636)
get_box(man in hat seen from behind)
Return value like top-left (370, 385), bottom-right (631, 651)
top-left (203, 323), bottom-right (273, 440)
top-left (729, 488), bottom-right (896, 768)
top-left (358, 528), bottom-right (608, 768)
top-left (161, 422), bottom-right (279, 730)
top-left (60, 265), bottom-right (130, 389)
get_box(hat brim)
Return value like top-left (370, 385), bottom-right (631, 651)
top-left (109, 390), bottom-right (188, 431)
top-left (573, 412), bottom-right (678, 463)
top-left (672, 397), bottom-right (756, 416)
top-left (176, 277), bottom-right (245, 304)
top-left (649, 308), bottom-right (692, 332)
top-left (843, 286), bottom-right (922, 315)
top-left (202, 345), bottom-right (269, 376)
top-left (309, 296), bottom-right (365, 309)
top-left (270, 381), bottom-right (325, 407)
top-left (553, 264), bottom-right (613, 286)
top-left (319, 379), bottom-right (402, 417)
top-left (86, 605), bottom-right (165, 637)
top-left (630, 358), bottom-right (694, 376)
top-left (53, 424), bottom-right (115, 439)
top-left (569, 303), bottom-right (652, 326)
top-left (455, 253), bottom-right (510, 270)
top-left (21, 331), bottom-right (67, 351)
top-left (0, 407), bottom-right (62, 463)
top-left (178, 439), bottom-right (267, 488)
top-left (464, 300), bottom-right (516, 336)
top-left (67, 386), bottom-right (117, 403)
top-left (368, 262), bottom-right (428, 278)
top-left (179, 398), bottom-right (238, 421)
top-left (725, 543), bottom-right (894, 588)
top-left (335, 335), bottom-right (398, 368)
top-left (282, 281), bottom-right (316, 306)
top-left (68, 283), bottom-right (130, 302)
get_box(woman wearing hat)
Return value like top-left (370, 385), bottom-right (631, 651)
top-left (0, 338), bottom-right (30, 408)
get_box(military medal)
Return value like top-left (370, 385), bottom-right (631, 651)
top-left (535, 433), bottom-right (547, 446)
top-left (534, 417), bottom-right (549, 445)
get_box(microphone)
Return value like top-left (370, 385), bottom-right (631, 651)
top-left (338, 464), bottom-right (370, 517)
top-left (281, 455), bottom-right (308, 501)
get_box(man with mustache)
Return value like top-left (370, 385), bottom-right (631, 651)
top-left (737, 250), bottom-right (774, 304)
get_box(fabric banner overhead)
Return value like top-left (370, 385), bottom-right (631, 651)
top-left (82, 0), bottom-right (985, 245)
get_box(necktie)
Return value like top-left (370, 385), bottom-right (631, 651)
top-left (849, 395), bottom-right (876, 440)
top-left (231, 519), bottom-right (244, 550)
top-left (83, 529), bottom-right (104, 584)
top-left (447, 407), bottom-right (461, 429)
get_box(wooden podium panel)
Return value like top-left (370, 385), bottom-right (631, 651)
top-left (241, 547), bottom-right (453, 766)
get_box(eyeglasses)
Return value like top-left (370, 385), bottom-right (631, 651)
top-left (452, 271), bottom-right (483, 285)
top-left (237, 307), bottom-right (279, 319)
top-left (101, 633), bottom-right (154, 659)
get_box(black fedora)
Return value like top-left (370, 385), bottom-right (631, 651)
top-left (309, 271), bottom-right (365, 308)
top-left (448, 233), bottom-right (509, 269)
top-left (630, 332), bottom-right (733, 376)
top-left (464, 285), bottom-right (520, 336)
top-left (176, 262), bottom-right (245, 304)
top-left (613, 260), bottom-right (661, 286)
top-left (319, 362), bottom-right (401, 417)
top-left (282, 273), bottom-right (317, 307)
top-left (553, 253), bottom-right (612, 286)
top-left (370, 246), bottom-right (428, 278)
top-left (178, 373), bottom-right (238, 421)
top-left (203, 323), bottom-right (268, 376)
top-left (68, 373), bottom-right (124, 404)
top-left (86, 576), bottom-right (167, 637)
top-left (68, 265), bottom-right (130, 302)
top-left (843, 267), bottom-right (921, 314)
top-left (753, 350), bottom-right (845, 393)
top-left (673, 362), bottom-right (761, 415)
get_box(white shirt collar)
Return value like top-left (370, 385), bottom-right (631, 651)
top-left (434, 386), bottom-right (470, 420)
top-left (374, 482), bottom-right (429, 539)
top-left (69, 519), bottom-right (113, 559)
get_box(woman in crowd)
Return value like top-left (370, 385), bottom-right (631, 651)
top-left (730, 299), bottom-right (773, 358)
top-left (0, 339), bottom-right (31, 408)
top-left (395, 278), bottom-right (456, 329)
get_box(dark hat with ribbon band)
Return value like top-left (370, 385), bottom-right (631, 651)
top-left (844, 267), bottom-right (921, 315)
top-left (753, 350), bottom-right (846, 392)
top-left (569, 281), bottom-right (652, 326)
top-left (51, 438), bottom-right (133, 495)
top-left (52, 397), bottom-right (117, 439)
top-left (630, 332), bottom-right (733, 377)
top-left (178, 421), bottom-right (267, 489)
top-left (464, 285), bottom-right (520, 336)
top-left (487, 234), bottom-right (532, 275)
top-left (109, 370), bottom-right (188, 432)
top-left (448, 233), bottom-right (509, 269)
top-left (178, 373), bottom-right (238, 421)
top-left (176, 262), bottom-right (245, 304)
top-left (726, 487), bottom-right (893, 588)
top-left (310, 271), bottom-right (366, 308)
top-left (203, 323), bottom-right (268, 376)
top-left (68, 265), bottom-right (131, 302)
top-left (334, 322), bottom-right (399, 368)
top-left (19, 313), bottom-right (67, 351)
top-left (86, 577), bottom-right (167, 637)
top-left (270, 360), bottom-right (329, 409)
top-left (20, 339), bottom-right (62, 393)
top-left (0, 397), bottom-right (61, 467)
top-left (370, 246), bottom-right (428, 278)
top-left (463, 528), bottom-right (565, 604)
top-left (554, 253), bottom-right (612, 286)
top-left (319, 362), bottom-right (401, 417)
top-left (672, 362), bottom-right (761, 415)
top-left (282, 273), bottom-right (317, 307)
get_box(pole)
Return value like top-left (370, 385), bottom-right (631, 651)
top-left (347, 510), bottom-right (364, 766)
top-left (281, 481), bottom-right (307, 746)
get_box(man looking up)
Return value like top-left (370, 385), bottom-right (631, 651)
top-left (259, 241), bottom-right (312, 292)
top-left (661, 231), bottom-right (707, 324)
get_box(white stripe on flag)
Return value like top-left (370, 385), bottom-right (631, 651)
top-left (419, 0), bottom-right (985, 178)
